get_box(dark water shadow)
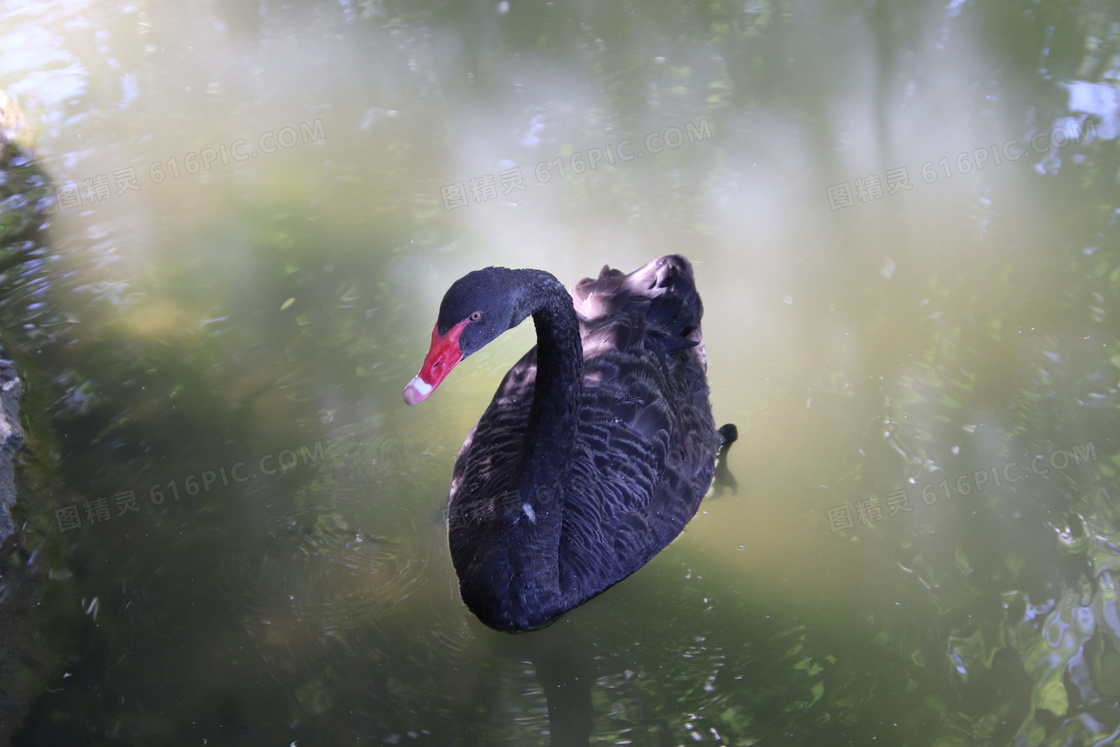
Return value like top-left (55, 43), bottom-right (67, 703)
top-left (483, 620), bottom-right (595, 747)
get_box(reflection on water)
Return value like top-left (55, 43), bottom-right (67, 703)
top-left (1, 0), bottom-right (1119, 744)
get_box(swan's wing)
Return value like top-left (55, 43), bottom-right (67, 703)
top-left (559, 256), bottom-right (720, 595)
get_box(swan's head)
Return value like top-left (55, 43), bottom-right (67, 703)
top-left (403, 267), bottom-right (520, 406)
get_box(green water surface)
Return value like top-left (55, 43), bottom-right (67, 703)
top-left (1, 0), bottom-right (1119, 745)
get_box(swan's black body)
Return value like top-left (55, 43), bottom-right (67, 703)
top-left (405, 255), bottom-right (730, 632)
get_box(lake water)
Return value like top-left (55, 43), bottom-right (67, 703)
top-left (1, 0), bottom-right (1118, 745)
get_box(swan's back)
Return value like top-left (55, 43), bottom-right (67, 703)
top-left (447, 255), bottom-right (720, 628)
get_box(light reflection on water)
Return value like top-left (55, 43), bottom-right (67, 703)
top-left (1, 0), bottom-right (1119, 744)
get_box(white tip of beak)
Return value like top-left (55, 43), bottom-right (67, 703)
top-left (403, 376), bottom-right (434, 406)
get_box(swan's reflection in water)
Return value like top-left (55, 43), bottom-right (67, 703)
top-left (471, 622), bottom-right (595, 747)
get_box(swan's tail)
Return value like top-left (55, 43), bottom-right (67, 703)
top-left (712, 423), bottom-right (739, 497)
top-left (718, 423), bottom-right (738, 447)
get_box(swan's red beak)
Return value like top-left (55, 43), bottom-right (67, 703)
top-left (403, 319), bottom-right (469, 406)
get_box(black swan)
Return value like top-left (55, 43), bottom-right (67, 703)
top-left (403, 255), bottom-right (735, 632)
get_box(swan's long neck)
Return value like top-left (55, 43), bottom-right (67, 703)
top-left (515, 271), bottom-right (583, 507)
top-left (488, 270), bottom-right (583, 623)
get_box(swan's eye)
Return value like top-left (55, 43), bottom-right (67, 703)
top-left (469, 311), bottom-right (482, 321)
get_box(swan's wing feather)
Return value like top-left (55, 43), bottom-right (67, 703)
top-left (448, 349), bottom-right (536, 534)
top-left (558, 255), bottom-right (719, 594)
